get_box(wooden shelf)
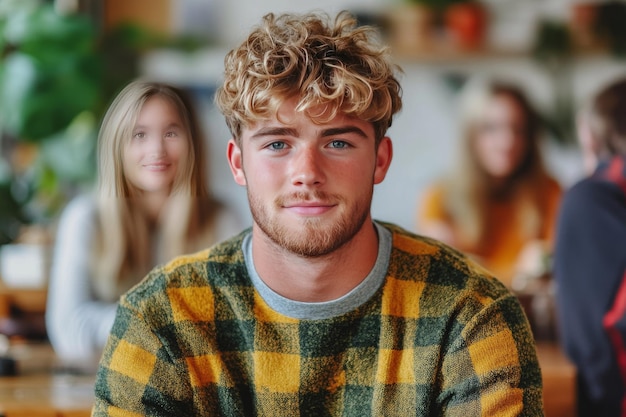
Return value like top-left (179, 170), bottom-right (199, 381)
top-left (390, 42), bottom-right (618, 65)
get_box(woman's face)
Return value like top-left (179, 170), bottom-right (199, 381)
top-left (472, 94), bottom-right (529, 179)
top-left (123, 96), bottom-right (189, 196)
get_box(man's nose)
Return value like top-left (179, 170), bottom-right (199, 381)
top-left (290, 146), bottom-right (325, 186)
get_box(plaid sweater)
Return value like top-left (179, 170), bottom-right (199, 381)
top-left (92, 223), bottom-right (543, 416)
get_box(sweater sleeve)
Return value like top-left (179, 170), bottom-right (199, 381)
top-left (92, 275), bottom-right (194, 417)
top-left (439, 290), bottom-right (544, 416)
top-left (553, 178), bottom-right (626, 410)
top-left (45, 195), bottom-right (118, 362)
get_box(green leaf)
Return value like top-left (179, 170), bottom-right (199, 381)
top-left (0, 53), bottom-right (38, 137)
top-left (39, 111), bottom-right (97, 183)
top-left (0, 52), bottom-right (102, 141)
top-left (3, 3), bottom-right (95, 49)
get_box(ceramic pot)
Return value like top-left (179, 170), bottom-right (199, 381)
top-left (444, 2), bottom-right (488, 51)
top-left (387, 4), bottom-right (436, 55)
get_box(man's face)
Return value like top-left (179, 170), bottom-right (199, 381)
top-left (227, 98), bottom-right (392, 257)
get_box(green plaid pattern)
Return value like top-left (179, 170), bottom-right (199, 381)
top-left (92, 223), bottom-right (543, 416)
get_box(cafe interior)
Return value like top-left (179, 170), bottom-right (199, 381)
top-left (2, 0), bottom-right (626, 415)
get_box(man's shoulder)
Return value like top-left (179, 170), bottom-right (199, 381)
top-left (380, 221), bottom-right (479, 266)
top-left (121, 230), bottom-right (251, 308)
top-left (379, 221), bottom-right (510, 297)
top-left (573, 156), bottom-right (626, 200)
top-left (563, 175), bottom-right (626, 214)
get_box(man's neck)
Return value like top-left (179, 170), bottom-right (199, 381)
top-left (251, 220), bottom-right (380, 303)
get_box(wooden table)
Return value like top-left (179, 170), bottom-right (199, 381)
top-left (0, 342), bottom-right (575, 417)
top-left (0, 374), bottom-right (95, 417)
top-left (0, 343), bottom-right (95, 417)
top-left (536, 342), bottom-right (577, 417)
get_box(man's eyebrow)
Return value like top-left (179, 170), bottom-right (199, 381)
top-left (251, 127), bottom-right (298, 139)
top-left (321, 126), bottom-right (368, 138)
top-left (250, 125), bottom-right (368, 139)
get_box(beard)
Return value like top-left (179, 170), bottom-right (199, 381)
top-left (248, 189), bottom-right (372, 258)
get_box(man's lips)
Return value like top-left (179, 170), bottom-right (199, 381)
top-left (283, 201), bottom-right (336, 215)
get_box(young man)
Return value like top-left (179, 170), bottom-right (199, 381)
top-left (92, 11), bottom-right (543, 416)
top-left (554, 77), bottom-right (626, 417)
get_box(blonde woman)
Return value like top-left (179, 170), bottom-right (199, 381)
top-left (46, 80), bottom-right (242, 362)
top-left (417, 78), bottom-right (562, 287)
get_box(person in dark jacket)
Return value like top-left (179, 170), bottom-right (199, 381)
top-left (554, 76), bottom-right (626, 417)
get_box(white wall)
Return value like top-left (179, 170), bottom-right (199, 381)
top-left (210, 0), bottom-right (393, 46)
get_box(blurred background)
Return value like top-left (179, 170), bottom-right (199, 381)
top-left (1, 0), bottom-right (626, 286)
top-left (1, 2), bottom-right (624, 415)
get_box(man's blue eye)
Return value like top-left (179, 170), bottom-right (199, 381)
top-left (270, 142), bottom-right (286, 150)
top-left (330, 140), bottom-right (348, 148)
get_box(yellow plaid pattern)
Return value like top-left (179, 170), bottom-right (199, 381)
top-left (92, 223), bottom-right (544, 416)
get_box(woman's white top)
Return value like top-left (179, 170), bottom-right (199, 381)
top-left (45, 194), bottom-right (244, 362)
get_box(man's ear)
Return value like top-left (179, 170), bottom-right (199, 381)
top-left (374, 136), bottom-right (393, 185)
top-left (227, 139), bottom-right (247, 186)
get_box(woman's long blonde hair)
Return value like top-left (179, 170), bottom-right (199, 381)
top-left (93, 80), bottom-right (221, 301)
top-left (442, 78), bottom-right (551, 250)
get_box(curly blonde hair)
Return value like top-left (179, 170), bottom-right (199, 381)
top-left (215, 10), bottom-right (402, 145)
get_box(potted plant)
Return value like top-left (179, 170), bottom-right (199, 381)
top-left (0, 1), bottom-right (169, 287)
top-left (443, 0), bottom-right (488, 51)
top-left (387, 0), bottom-right (488, 55)
top-left (386, 0), bottom-right (440, 54)
top-left (0, 1), bottom-right (105, 283)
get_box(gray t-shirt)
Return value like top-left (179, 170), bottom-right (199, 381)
top-left (243, 221), bottom-right (392, 320)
